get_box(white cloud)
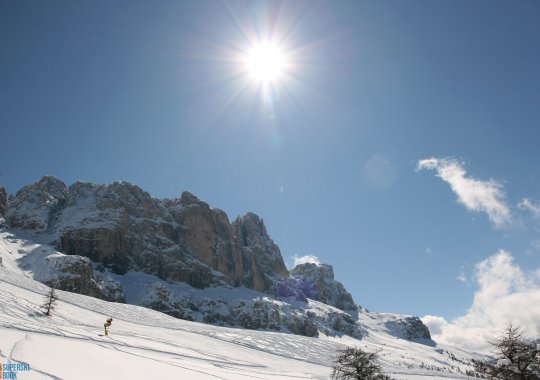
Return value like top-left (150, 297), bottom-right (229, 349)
top-left (518, 198), bottom-right (540, 220)
top-left (422, 250), bottom-right (540, 352)
top-left (291, 255), bottom-right (321, 267)
top-left (417, 157), bottom-right (512, 228)
top-left (422, 315), bottom-right (449, 337)
top-left (456, 272), bottom-right (467, 284)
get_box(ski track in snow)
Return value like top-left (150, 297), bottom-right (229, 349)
top-left (8, 334), bottom-right (28, 363)
top-left (0, 230), bottom-right (477, 379)
top-left (0, 271), bottom-right (330, 379)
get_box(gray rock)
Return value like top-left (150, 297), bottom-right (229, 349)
top-left (233, 213), bottom-right (289, 291)
top-left (168, 191), bottom-right (246, 287)
top-left (142, 283), bottom-right (194, 320)
top-left (152, 293), bottom-right (318, 337)
top-left (202, 299), bottom-right (285, 332)
top-left (7, 177), bottom-right (288, 293)
top-left (384, 316), bottom-right (432, 341)
top-left (290, 263), bottom-right (356, 311)
top-left (36, 254), bottom-right (125, 302)
top-left (321, 311), bottom-right (366, 339)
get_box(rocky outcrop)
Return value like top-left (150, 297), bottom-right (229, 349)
top-left (319, 311), bottom-right (366, 339)
top-left (19, 247), bottom-right (125, 303)
top-left (134, 276), bottom-right (370, 339)
top-left (141, 283), bottom-right (195, 320)
top-left (45, 255), bottom-right (125, 303)
top-left (139, 285), bottom-right (320, 337)
top-left (290, 263), bottom-right (356, 311)
top-left (5, 177), bottom-right (288, 293)
top-left (384, 315), bottom-right (432, 341)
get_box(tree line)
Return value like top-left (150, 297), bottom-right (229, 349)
top-left (331, 323), bottom-right (540, 380)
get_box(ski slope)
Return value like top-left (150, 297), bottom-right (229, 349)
top-left (0, 230), bottom-right (477, 379)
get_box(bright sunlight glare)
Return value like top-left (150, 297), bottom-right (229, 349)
top-left (245, 42), bottom-right (286, 83)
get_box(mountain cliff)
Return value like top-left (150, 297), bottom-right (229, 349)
top-left (290, 262), bottom-right (356, 311)
top-left (6, 176), bottom-right (288, 293)
top-left (2, 176), bottom-right (431, 342)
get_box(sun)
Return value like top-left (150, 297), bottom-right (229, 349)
top-left (244, 42), bottom-right (286, 83)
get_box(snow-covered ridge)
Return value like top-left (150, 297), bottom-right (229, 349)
top-left (0, 232), bottom-right (483, 379)
top-left (0, 230), bottom-right (366, 341)
top-left (0, 177), bottom-right (435, 343)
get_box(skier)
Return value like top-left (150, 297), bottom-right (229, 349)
top-left (104, 317), bottom-right (113, 336)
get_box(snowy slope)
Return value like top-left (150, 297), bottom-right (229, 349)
top-left (0, 230), bottom-right (481, 379)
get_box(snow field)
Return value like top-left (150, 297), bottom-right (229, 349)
top-left (0, 230), bottom-right (475, 379)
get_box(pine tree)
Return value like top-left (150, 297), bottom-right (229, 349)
top-left (473, 323), bottom-right (540, 380)
top-left (42, 287), bottom-right (58, 316)
top-left (331, 347), bottom-right (394, 380)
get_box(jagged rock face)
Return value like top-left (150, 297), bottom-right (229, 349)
top-left (55, 180), bottom-right (178, 277)
top-left (0, 187), bottom-right (7, 218)
top-left (6, 176), bottom-right (68, 232)
top-left (170, 192), bottom-right (246, 285)
top-left (384, 316), bottom-right (432, 341)
top-left (140, 286), bottom-right (319, 338)
top-left (59, 227), bottom-right (134, 274)
top-left (317, 310), bottom-right (366, 339)
top-left (233, 213), bottom-right (289, 291)
top-left (290, 263), bottom-right (356, 311)
top-left (51, 257), bottom-right (125, 303)
top-left (26, 252), bottom-right (125, 303)
top-left (141, 283), bottom-right (195, 320)
top-left (163, 193), bottom-right (288, 291)
top-left (6, 177), bottom-right (288, 292)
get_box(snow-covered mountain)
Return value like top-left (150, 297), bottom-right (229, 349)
top-left (0, 177), bottom-right (485, 378)
top-left (4, 176), bottom-right (288, 293)
top-left (0, 177), bottom-right (434, 342)
top-left (0, 229), bottom-right (482, 379)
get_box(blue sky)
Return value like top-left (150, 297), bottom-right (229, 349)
top-left (1, 1), bottom-right (540, 344)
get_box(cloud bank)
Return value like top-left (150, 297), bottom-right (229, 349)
top-left (417, 157), bottom-right (511, 228)
top-left (422, 250), bottom-right (540, 352)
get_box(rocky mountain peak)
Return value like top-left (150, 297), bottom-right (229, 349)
top-left (232, 213), bottom-right (289, 290)
top-left (291, 262), bottom-right (334, 281)
top-left (234, 213), bottom-right (268, 245)
top-left (1, 177), bottom-right (436, 342)
top-left (5, 177), bottom-right (289, 293)
top-left (6, 176), bottom-right (69, 232)
top-left (291, 262), bottom-right (356, 311)
top-left (17, 176), bottom-right (68, 201)
top-left (294, 262), bottom-right (335, 280)
top-left (68, 181), bottom-right (98, 197)
top-left (33, 176), bottom-right (69, 198)
top-left (95, 181), bottom-right (159, 219)
top-left (179, 191), bottom-right (206, 207)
